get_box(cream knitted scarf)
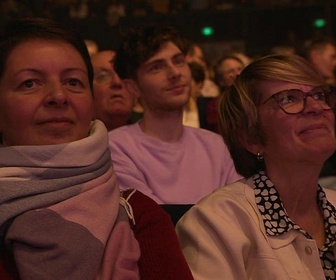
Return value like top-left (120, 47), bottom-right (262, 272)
top-left (0, 120), bottom-right (140, 280)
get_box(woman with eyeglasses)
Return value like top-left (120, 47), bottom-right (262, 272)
top-left (176, 54), bottom-right (336, 279)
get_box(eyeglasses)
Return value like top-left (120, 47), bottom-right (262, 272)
top-left (261, 85), bottom-right (336, 114)
top-left (94, 70), bottom-right (114, 85)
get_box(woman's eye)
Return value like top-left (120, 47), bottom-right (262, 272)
top-left (68, 79), bottom-right (83, 87)
top-left (313, 92), bottom-right (326, 101)
top-left (95, 72), bottom-right (111, 82)
top-left (279, 94), bottom-right (299, 105)
top-left (23, 80), bottom-right (36, 88)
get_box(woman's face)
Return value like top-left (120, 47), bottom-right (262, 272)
top-left (254, 80), bottom-right (336, 167)
top-left (0, 39), bottom-right (93, 146)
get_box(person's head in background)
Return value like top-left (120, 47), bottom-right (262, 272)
top-left (305, 38), bottom-right (336, 85)
top-left (185, 41), bottom-right (220, 98)
top-left (214, 54), bottom-right (244, 93)
top-left (91, 50), bottom-right (135, 131)
top-left (219, 53), bottom-right (336, 178)
top-left (186, 42), bottom-right (207, 72)
top-left (0, 17), bottom-right (94, 146)
top-left (114, 24), bottom-right (191, 115)
top-left (188, 61), bottom-right (205, 100)
top-left (231, 51), bottom-right (252, 67)
top-left (84, 39), bottom-right (99, 56)
top-left (270, 45), bottom-right (296, 55)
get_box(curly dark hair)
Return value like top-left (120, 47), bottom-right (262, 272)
top-left (114, 24), bottom-right (188, 80)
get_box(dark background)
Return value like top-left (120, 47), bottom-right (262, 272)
top-left (1, 0), bottom-right (336, 61)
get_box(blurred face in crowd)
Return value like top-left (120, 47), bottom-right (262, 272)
top-left (310, 43), bottom-right (336, 82)
top-left (125, 41), bottom-right (191, 113)
top-left (91, 50), bottom-right (135, 130)
top-left (0, 39), bottom-right (93, 146)
top-left (252, 80), bottom-right (336, 169)
top-left (217, 58), bottom-right (244, 89)
top-left (186, 45), bottom-right (207, 70)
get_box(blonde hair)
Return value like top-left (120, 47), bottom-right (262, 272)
top-left (218, 54), bottom-right (325, 177)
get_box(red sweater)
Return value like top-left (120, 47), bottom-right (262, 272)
top-left (123, 189), bottom-right (193, 279)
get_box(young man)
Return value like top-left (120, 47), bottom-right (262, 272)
top-left (108, 25), bottom-right (240, 205)
top-left (91, 50), bottom-right (136, 131)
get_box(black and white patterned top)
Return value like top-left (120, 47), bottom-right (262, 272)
top-left (253, 171), bottom-right (336, 280)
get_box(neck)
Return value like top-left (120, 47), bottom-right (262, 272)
top-left (265, 161), bottom-right (326, 248)
top-left (265, 161), bottom-right (322, 216)
top-left (139, 109), bottom-right (184, 142)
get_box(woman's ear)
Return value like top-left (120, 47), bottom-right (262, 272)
top-left (124, 79), bottom-right (141, 99)
top-left (237, 130), bottom-right (263, 157)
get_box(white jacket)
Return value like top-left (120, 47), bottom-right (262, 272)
top-left (176, 178), bottom-right (336, 280)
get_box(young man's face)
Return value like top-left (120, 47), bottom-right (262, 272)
top-left (126, 41), bottom-right (191, 113)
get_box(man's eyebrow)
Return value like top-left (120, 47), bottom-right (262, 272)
top-left (144, 58), bottom-right (165, 66)
top-left (145, 52), bottom-right (184, 65)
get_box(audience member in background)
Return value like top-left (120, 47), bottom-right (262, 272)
top-left (183, 61), bottom-right (205, 128)
top-left (0, 17), bottom-right (139, 279)
top-left (186, 41), bottom-right (220, 98)
top-left (177, 54), bottom-right (336, 279)
top-left (305, 38), bottom-right (336, 86)
top-left (109, 25), bottom-right (240, 206)
top-left (91, 50), bottom-right (136, 130)
top-left (0, 17), bottom-right (194, 280)
top-left (205, 54), bottom-right (245, 133)
top-left (270, 44), bottom-right (296, 55)
top-left (232, 51), bottom-right (252, 67)
top-left (214, 54), bottom-right (244, 94)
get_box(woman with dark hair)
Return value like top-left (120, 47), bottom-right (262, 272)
top-left (0, 17), bottom-right (193, 280)
top-left (0, 17), bottom-right (140, 279)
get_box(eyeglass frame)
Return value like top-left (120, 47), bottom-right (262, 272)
top-left (260, 85), bottom-right (336, 115)
top-left (93, 70), bottom-right (115, 85)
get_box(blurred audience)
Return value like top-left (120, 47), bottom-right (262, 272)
top-left (203, 54), bottom-right (245, 133)
top-left (186, 42), bottom-right (220, 98)
top-left (91, 50), bottom-right (136, 131)
top-left (304, 38), bottom-right (336, 86)
top-left (213, 54), bottom-right (244, 94)
top-left (183, 62), bottom-right (205, 128)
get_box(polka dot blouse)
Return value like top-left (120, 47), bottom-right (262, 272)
top-left (253, 171), bottom-right (336, 279)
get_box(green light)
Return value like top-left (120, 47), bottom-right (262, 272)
top-left (314, 18), bottom-right (326, 28)
top-left (201, 27), bottom-right (214, 36)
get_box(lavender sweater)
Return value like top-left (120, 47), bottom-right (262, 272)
top-left (108, 123), bottom-right (241, 204)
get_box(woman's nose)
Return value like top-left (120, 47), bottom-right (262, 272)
top-left (45, 84), bottom-right (68, 106)
top-left (304, 95), bottom-right (324, 114)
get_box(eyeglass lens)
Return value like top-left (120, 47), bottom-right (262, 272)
top-left (94, 71), bottom-right (114, 84)
top-left (275, 87), bottom-right (336, 114)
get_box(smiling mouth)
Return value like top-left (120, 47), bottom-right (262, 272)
top-left (300, 126), bottom-right (328, 135)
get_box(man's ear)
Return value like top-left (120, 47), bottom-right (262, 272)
top-left (237, 130), bottom-right (263, 157)
top-left (124, 79), bottom-right (141, 99)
